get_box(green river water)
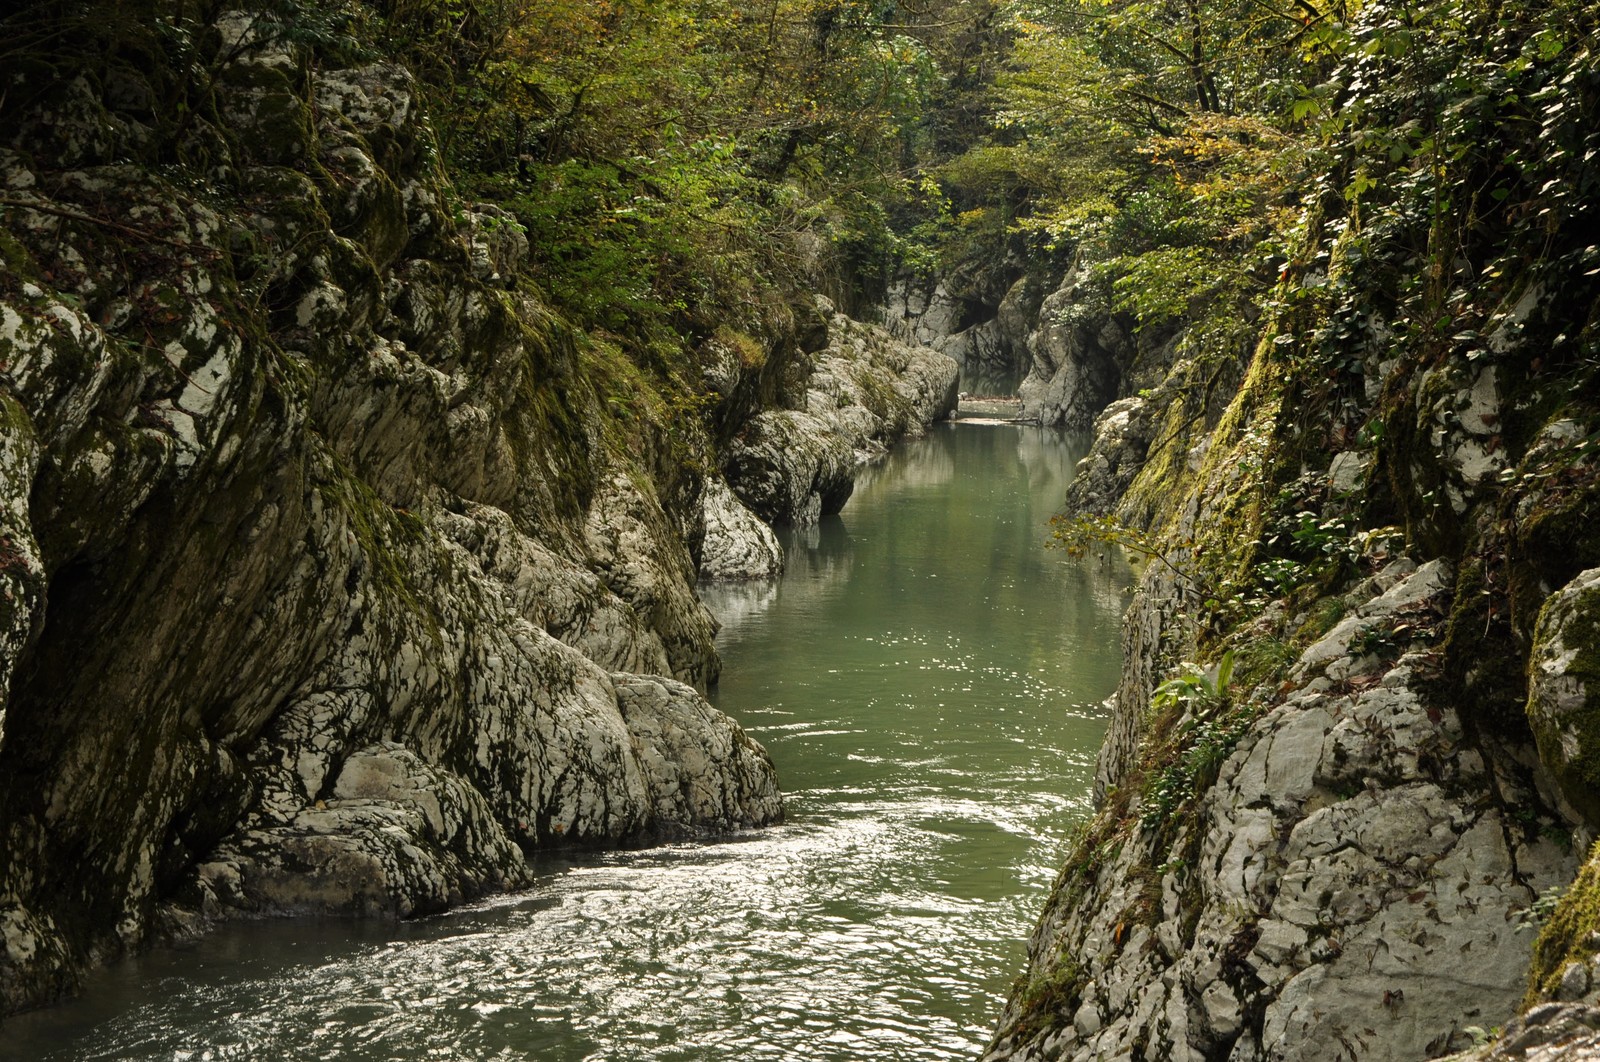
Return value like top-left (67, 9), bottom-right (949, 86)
top-left (3, 418), bottom-right (1128, 1061)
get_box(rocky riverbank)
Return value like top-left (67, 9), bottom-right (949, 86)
top-left (0, 12), bottom-right (952, 1016)
top-left (985, 0), bottom-right (1600, 1056)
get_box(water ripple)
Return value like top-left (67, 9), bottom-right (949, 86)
top-left (2, 424), bottom-right (1129, 1062)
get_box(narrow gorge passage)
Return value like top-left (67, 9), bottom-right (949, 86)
top-left (1, 419), bottom-right (1127, 1062)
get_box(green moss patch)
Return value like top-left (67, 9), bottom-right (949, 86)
top-left (1527, 841), bottom-right (1600, 1006)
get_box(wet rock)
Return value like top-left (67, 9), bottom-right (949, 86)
top-left (725, 307), bottom-right (957, 526)
top-left (200, 743), bottom-right (531, 919)
top-left (699, 476), bottom-right (784, 581)
top-left (614, 673), bottom-right (783, 834)
top-left (725, 407), bottom-right (858, 526)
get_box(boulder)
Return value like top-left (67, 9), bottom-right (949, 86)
top-left (1528, 568), bottom-right (1600, 826)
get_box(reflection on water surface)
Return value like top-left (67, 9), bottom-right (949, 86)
top-left (2, 422), bottom-right (1128, 1061)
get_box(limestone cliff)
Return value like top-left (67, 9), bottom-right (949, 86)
top-left (0, 5), bottom-right (953, 1016)
top-left (987, 0), bottom-right (1600, 1057)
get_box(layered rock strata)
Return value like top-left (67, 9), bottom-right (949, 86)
top-left (721, 306), bottom-right (958, 528)
top-left (0, 16), bottom-right (879, 1017)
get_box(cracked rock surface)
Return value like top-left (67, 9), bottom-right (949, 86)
top-left (0, 20), bottom-right (788, 1015)
top-left (985, 560), bottom-right (1579, 1062)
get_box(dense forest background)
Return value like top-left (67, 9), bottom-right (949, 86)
top-left (363, 0), bottom-right (1311, 364)
top-left (9, 0), bottom-right (1593, 439)
top-left (0, 0), bottom-right (1347, 392)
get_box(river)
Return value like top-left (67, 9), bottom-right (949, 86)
top-left (2, 417), bottom-right (1128, 1061)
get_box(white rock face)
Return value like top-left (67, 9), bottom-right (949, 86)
top-left (699, 477), bottom-right (784, 580)
top-left (725, 307), bottom-right (958, 526)
top-left (1418, 362), bottom-right (1511, 512)
top-left (614, 673), bottom-right (783, 833)
top-left (1060, 396), bottom-right (1154, 517)
top-left (200, 743), bottom-right (533, 918)
top-left (0, 402), bottom-right (43, 755)
top-left (1289, 558), bottom-right (1444, 680)
top-left (986, 562), bottom-right (1579, 1062)
top-left (584, 473), bottom-right (723, 688)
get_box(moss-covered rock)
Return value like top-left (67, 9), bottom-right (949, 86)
top-left (1527, 841), bottom-right (1600, 1009)
top-left (1528, 569), bottom-right (1600, 828)
top-left (0, 8), bottom-right (797, 1018)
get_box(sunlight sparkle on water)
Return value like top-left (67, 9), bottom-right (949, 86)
top-left (2, 423), bottom-right (1127, 1062)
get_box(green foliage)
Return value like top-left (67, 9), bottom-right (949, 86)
top-left (1009, 955), bottom-right (1087, 1039)
top-left (1047, 511), bottom-right (1199, 591)
top-left (1268, 0), bottom-right (1600, 531)
top-left (1140, 696), bottom-right (1261, 831)
top-left (1135, 647), bottom-right (1251, 830)
top-left (1231, 634), bottom-right (1296, 689)
top-left (1107, 245), bottom-right (1224, 331)
top-left (1150, 650), bottom-right (1234, 715)
top-left (371, 0), bottom-right (997, 330)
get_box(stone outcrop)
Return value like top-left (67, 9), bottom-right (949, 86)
top-left (1059, 396), bottom-right (1156, 519)
top-left (994, 345), bottom-right (1600, 1058)
top-left (723, 305), bottom-right (958, 526)
top-left (0, 2), bottom-right (965, 1015)
top-left (1451, 1003), bottom-right (1600, 1061)
top-left (1018, 268), bottom-right (1133, 430)
top-left (0, 19), bottom-right (792, 1016)
top-left (884, 271), bottom-right (1038, 377)
top-left (987, 557), bottom-right (1578, 1062)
